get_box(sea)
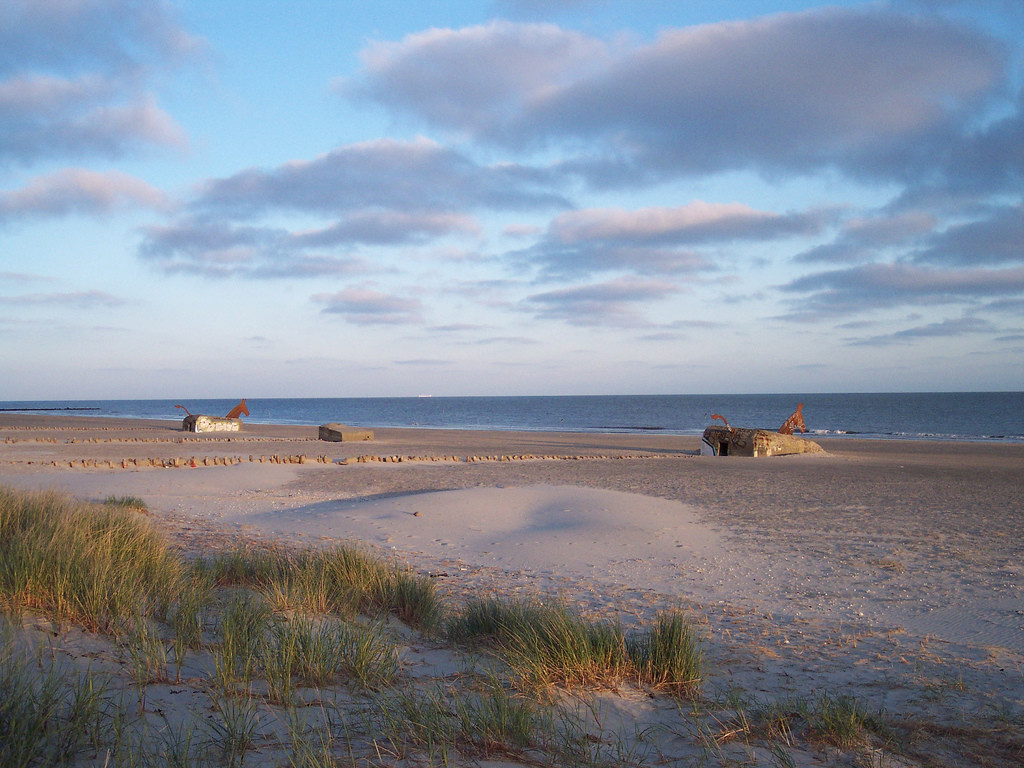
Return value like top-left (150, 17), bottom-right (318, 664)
top-left (1, 393), bottom-right (1022, 442)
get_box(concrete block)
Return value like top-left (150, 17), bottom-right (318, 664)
top-left (181, 415), bottom-right (241, 433)
top-left (319, 423), bottom-right (374, 442)
top-left (701, 426), bottom-right (824, 457)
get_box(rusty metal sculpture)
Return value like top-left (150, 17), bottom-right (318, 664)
top-left (711, 413), bottom-right (731, 430)
top-left (777, 403), bottom-right (807, 435)
top-left (224, 399), bottom-right (249, 419)
top-left (175, 399), bottom-right (249, 420)
top-left (702, 402), bottom-right (821, 457)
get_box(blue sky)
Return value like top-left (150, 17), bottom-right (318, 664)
top-left (2, 0), bottom-right (1022, 399)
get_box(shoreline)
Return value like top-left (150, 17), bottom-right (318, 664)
top-left (2, 404), bottom-right (1021, 444)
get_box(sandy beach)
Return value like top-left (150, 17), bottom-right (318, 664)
top-left (2, 412), bottom-right (1022, 765)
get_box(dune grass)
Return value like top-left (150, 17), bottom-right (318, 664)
top-left (0, 486), bottom-right (431, 765)
top-left (0, 483), bottom-right (932, 767)
top-left (450, 597), bottom-right (703, 696)
top-left (165, 571), bottom-right (213, 682)
top-left (367, 677), bottom-right (554, 764)
top-left (0, 485), bottom-right (698, 698)
top-left (692, 689), bottom-right (893, 766)
top-left (200, 542), bottom-right (443, 631)
top-left (211, 590), bottom-right (274, 696)
top-left (102, 494), bottom-right (149, 511)
top-left (0, 619), bottom-right (120, 768)
top-left (0, 487), bottom-right (184, 633)
top-left (627, 610), bottom-right (704, 696)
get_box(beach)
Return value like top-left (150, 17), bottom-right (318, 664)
top-left (2, 412), bottom-right (1022, 765)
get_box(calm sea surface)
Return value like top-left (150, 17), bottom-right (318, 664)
top-left (1, 393), bottom-right (1021, 442)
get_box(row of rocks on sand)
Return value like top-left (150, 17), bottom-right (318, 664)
top-left (4, 452), bottom-right (677, 469)
top-left (2, 435), bottom-right (306, 445)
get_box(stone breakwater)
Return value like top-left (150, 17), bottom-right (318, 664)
top-left (340, 452), bottom-right (664, 464)
top-left (3, 452), bottom-right (673, 470)
top-left (0, 418), bottom-right (701, 478)
top-left (3, 434), bottom-right (306, 444)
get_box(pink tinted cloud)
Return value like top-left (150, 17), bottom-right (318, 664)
top-left (0, 168), bottom-right (169, 219)
top-left (312, 288), bottom-right (424, 325)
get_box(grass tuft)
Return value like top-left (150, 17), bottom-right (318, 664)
top-left (211, 590), bottom-right (273, 696)
top-left (0, 632), bottom-right (116, 767)
top-left (801, 692), bottom-right (884, 748)
top-left (451, 598), bottom-right (702, 695)
top-left (102, 494), bottom-right (149, 512)
top-left (260, 614), bottom-right (400, 697)
top-left (626, 610), bottom-right (703, 696)
top-left (166, 572), bottom-right (213, 682)
top-left (207, 694), bottom-right (263, 768)
top-left (200, 543), bottom-right (441, 630)
top-left (453, 675), bottom-right (543, 757)
top-left (0, 486), bottom-right (184, 632)
top-left (123, 612), bottom-right (170, 713)
top-left (336, 619), bottom-right (400, 689)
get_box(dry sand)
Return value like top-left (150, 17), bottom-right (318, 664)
top-left (1, 412), bottom-right (1022, 765)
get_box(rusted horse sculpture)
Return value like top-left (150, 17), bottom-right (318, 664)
top-left (777, 403), bottom-right (807, 435)
top-left (175, 399), bottom-right (249, 419)
top-left (710, 404), bottom-right (806, 434)
top-left (224, 399), bottom-right (249, 419)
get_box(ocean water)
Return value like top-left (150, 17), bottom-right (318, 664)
top-left (1, 392), bottom-right (1022, 442)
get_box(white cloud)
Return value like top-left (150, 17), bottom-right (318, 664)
top-left (0, 0), bottom-right (200, 73)
top-left (780, 262), bottom-right (1024, 319)
top-left (351, 20), bottom-right (608, 143)
top-left (0, 290), bottom-right (126, 308)
top-left (847, 315), bottom-right (999, 346)
top-left (297, 211), bottom-right (480, 246)
top-left (549, 202), bottom-right (824, 244)
top-left (352, 9), bottom-right (1007, 184)
top-left (525, 276), bottom-right (679, 325)
top-left (523, 201), bottom-right (824, 277)
top-left (140, 138), bottom-right (567, 277)
top-left (195, 137), bottom-right (566, 215)
top-left (794, 210), bottom-right (938, 264)
top-left (0, 0), bottom-right (197, 163)
top-left (0, 168), bottom-right (168, 220)
top-left (140, 220), bottom-right (368, 278)
top-left (912, 204), bottom-right (1024, 266)
top-left (312, 288), bottom-right (424, 325)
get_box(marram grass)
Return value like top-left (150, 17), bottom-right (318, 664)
top-left (0, 486), bottom-right (184, 632)
top-left (0, 620), bottom-right (116, 768)
top-left (0, 484), bottom-right (696, 698)
top-left (0, 486), bottom-right (942, 767)
top-left (450, 597), bottom-right (703, 696)
top-left (200, 542), bottom-right (443, 630)
top-left (627, 610), bottom-right (704, 695)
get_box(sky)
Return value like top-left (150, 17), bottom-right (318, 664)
top-left (1, 0), bottom-right (1022, 399)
